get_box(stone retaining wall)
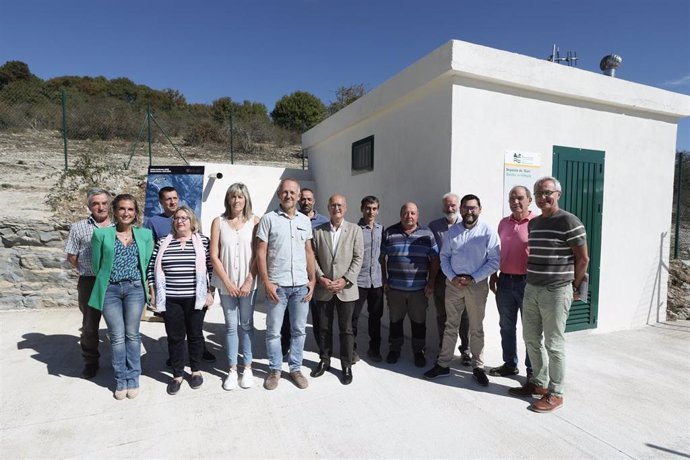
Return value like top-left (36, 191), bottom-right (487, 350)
top-left (0, 220), bottom-right (77, 309)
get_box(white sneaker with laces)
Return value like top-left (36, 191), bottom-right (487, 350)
top-left (223, 369), bottom-right (238, 391)
top-left (239, 368), bottom-right (254, 389)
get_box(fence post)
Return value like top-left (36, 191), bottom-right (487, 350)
top-left (61, 90), bottom-right (68, 170)
top-left (674, 151), bottom-right (684, 259)
top-left (147, 103), bottom-right (153, 166)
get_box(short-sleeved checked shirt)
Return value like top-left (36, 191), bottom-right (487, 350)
top-left (256, 208), bottom-right (313, 287)
top-left (64, 216), bottom-right (109, 276)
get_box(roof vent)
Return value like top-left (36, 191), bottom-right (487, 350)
top-left (599, 54), bottom-right (622, 77)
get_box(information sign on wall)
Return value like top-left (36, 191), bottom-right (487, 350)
top-left (144, 165), bottom-right (205, 221)
top-left (503, 151), bottom-right (541, 216)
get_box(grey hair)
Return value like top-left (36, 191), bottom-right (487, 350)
top-left (534, 176), bottom-right (562, 192)
top-left (442, 192), bottom-right (459, 202)
top-left (509, 185), bottom-right (532, 199)
top-left (86, 188), bottom-right (110, 206)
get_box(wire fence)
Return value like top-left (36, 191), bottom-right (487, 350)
top-left (0, 81), bottom-right (305, 171)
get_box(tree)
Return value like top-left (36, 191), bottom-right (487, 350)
top-left (271, 91), bottom-right (326, 133)
top-left (0, 61), bottom-right (35, 89)
top-left (328, 83), bottom-right (366, 115)
top-left (211, 97), bottom-right (268, 123)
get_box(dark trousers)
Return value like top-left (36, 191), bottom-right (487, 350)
top-left (387, 289), bottom-right (427, 354)
top-left (77, 275), bottom-right (101, 365)
top-left (353, 286), bottom-right (384, 351)
top-left (434, 275), bottom-right (469, 352)
top-left (163, 297), bottom-right (205, 378)
top-left (317, 298), bottom-right (355, 366)
top-left (281, 299), bottom-right (321, 355)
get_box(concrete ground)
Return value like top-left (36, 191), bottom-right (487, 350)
top-left (1, 303), bottom-right (689, 459)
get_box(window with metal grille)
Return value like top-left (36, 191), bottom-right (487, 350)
top-left (352, 135), bottom-right (374, 172)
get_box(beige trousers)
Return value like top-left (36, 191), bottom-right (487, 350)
top-left (437, 279), bottom-right (489, 368)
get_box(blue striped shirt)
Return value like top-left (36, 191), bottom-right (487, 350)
top-left (382, 223), bottom-right (438, 291)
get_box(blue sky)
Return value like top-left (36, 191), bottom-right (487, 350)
top-left (2, 0), bottom-right (689, 149)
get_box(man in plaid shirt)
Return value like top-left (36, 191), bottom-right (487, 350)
top-left (64, 188), bottom-right (112, 379)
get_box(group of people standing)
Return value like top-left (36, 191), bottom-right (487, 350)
top-left (65, 175), bottom-right (588, 414)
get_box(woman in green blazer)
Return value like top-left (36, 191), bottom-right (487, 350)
top-left (89, 194), bottom-right (153, 400)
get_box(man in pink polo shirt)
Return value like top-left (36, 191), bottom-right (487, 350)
top-left (489, 185), bottom-right (534, 378)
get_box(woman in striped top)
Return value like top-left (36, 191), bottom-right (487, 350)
top-left (210, 183), bottom-right (259, 390)
top-left (147, 205), bottom-right (213, 395)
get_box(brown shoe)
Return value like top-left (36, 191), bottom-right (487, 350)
top-left (529, 393), bottom-right (563, 413)
top-left (508, 381), bottom-right (548, 397)
top-left (290, 371), bottom-right (309, 389)
top-left (264, 371), bottom-right (281, 390)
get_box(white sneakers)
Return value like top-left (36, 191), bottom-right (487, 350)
top-left (223, 368), bottom-right (254, 390)
top-left (239, 369), bottom-right (254, 389)
top-left (223, 369), bottom-right (238, 391)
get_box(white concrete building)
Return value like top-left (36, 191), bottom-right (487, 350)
top-left (302, 39), bottom-right (690, 333)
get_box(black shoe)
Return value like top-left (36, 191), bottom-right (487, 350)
top-left (488, 364), bottom-right (519, 377)
top-left (202, 349), bottom-right (216, 363)
top-left (473, 368), bottom-right (489, 387)
top-left (165, 358), bottom-right (172, 367)
top-left (461, 351), bottom-right (472, 366)
top-left (352, 351), bottom-right (361, 364)
top-left (424, 363), bottom-right (450, 380)
top-left (167, 378), bottom-right (182, 395)
top-left (413, 351), bottom-right (426, 368)
top-left (310, 360), bottom-right (330, 378)
top-left (80, 363), bottom-right (99, 379)
top-left (386, 350), bottom-right (400, 364)
top-left (342, 367), bottom-right (353, 385)
top-left (190, 373), bottom-right (204, 389)
top-left (367, 348), bottom-right (383, 363)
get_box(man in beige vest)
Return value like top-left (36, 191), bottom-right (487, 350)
top-left (310, 194), bottom-right (364, 385)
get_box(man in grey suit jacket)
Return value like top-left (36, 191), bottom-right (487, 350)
top-left (311, 194), bottom-right (364, 385)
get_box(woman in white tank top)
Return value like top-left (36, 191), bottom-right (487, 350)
top-left (210, 183), bottom-right (259, 390)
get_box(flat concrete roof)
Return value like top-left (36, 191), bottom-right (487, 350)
top-left (303, 39), bottom-right (690, 148)
top-left (2, 306), bottom-right (689, 458)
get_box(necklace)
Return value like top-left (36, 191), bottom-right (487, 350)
top-left (116, 231), bottom-right (132, 244)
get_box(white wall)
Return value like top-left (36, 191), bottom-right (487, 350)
top-left (308, 78), bottom-right (454, 228)
top-left (190, 162), bottom-right (315, 236)
top-left (451, 77), bottom-right (679, 332)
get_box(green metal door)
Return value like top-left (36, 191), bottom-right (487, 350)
top-left (552, 146), bottom-right (605, 332)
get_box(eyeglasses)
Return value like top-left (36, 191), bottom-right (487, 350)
top-left (461, 206), bottom-right (479, 212)
top-left (534, 190), bottom-right (559, 198)
top-left (173, 216), bottom-right (189, 222)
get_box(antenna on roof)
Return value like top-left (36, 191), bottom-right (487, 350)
top-left (547, 44), bottom-right (578, 67)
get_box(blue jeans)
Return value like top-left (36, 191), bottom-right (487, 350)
top-left (495, 274), bottom-right (532, 372)
top-left (101, 280), bottom-right (145, 390)
top-left (266, 285), bottom-right (309, 373)
top-left (220, 291), bottom-right (256, 367)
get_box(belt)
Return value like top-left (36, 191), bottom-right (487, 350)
top-left (109, 279), bottom-right (139, 285)
top-left (500, 273), bottom-right (527, 279)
